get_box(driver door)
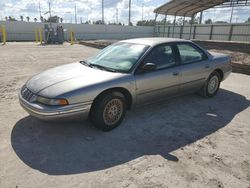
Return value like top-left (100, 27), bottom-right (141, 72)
top-left (134, 44), bottom-right (181, 106)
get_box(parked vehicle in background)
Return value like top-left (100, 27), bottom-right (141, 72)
top-left (19, 38), bottom-right (232, 131)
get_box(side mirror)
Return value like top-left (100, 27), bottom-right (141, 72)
top-left (142, 63), bottom-right (157, 72)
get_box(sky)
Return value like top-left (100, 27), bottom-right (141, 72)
top-left (0, 0), bottom-right (250, 25)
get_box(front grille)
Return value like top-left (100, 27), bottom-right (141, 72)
top-left (21, 86), bottom-right (35, 102)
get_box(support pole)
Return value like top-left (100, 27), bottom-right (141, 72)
top-left (189, 16), bottom-right (194, 39)
top-left (183, 16), bottom-right (186, 26)
top-left (2, 25), bottom-right (7, 44)
top-left (199, 11), bottom-right (203, 24)
top-left (228, 24), bottom-right (234, 41)
top-left (163, 14), bottom-right (167, 37)
top-left (154, 13), bottom-right (158, 37)
top-left (172, 15), bottom-right (176, 38)
top-left (230, 4), bottom-right (235, 23)
top-left (209, 24), bottom-right (214, 40)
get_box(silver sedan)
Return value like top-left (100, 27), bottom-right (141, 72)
top-left (19, 38), bottom-right (232, 131)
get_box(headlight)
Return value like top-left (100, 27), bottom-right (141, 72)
top-left (37, 96), bottom-right (68, 106)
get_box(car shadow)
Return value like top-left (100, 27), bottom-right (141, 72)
top-left (11, 89), bottom-right (250, 175)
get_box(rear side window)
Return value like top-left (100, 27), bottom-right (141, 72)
top-left (177, 44), bottom-right (206, 64)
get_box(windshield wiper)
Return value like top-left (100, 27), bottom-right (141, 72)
top-left (80, 61), bottom-right (92, 67)
top-left (90, 64), bottom-right (118, 73)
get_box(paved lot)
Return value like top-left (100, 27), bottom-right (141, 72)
top-left (0, 43), bottom-right (250, 188)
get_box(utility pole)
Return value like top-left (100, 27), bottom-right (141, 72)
top-left (116, 8), bottom-right (118, 24)
top-left (75, 5), bottom-right (77, 24)
top-left (49, 2), bottom-right (52, 29)
top-left (39, 2), bottom-right (42, 21)
top-left (102, 0), bottom-right (104, 24)
top-left (129, 0), bottom-right (131, 25)
top-left (141, 2), bottom-right (144, 22)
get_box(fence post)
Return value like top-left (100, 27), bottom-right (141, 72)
top-left (39, 28), bottom-right (43, 44)
top-left (180, 26), bottom-right (183, 39)
top-left (167, 26), bottom-right (170, 37)
top-left (228, 24), bottom-right (234, 41)
top-left (193, 25), bottom-right (197, 39)
top-left (209, 25), bottom-right (214, 40)
top-left (70, 30), bottom-right (74, 45)
top-left (35, 28), bottom-right (38, 43)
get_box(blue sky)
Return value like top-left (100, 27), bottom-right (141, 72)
top-left (0, 0), bottom-right (249, 24)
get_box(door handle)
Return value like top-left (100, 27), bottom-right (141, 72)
top-left (205, 64), bottom-right (210, 69)
top-left (173, 72), bottom-right (179, 76)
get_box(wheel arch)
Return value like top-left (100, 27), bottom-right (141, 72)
top-left (214, 69), bottom-right (224, 81)
top-left (92, 87), bottom-right (133, 110)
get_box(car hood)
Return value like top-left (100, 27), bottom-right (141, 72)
top-left (26, 62), bottom-right (124, 95)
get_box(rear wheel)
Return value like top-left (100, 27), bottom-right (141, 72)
top-left (200, 71), bottom-right (221, 97)
top-left (90, 91), bottom-right (127, 131)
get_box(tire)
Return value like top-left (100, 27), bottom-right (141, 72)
top-left (199, 71), bottom-right (221, 98)
top-left (90, 91), bottom-right (127, 131)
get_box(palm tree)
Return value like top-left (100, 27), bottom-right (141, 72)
top-left (60, 17), bottom-right (63, 23)
top-left (34, 18), bottom-right (37, 22)
top-left (26, 16), bottom-right (30, 22)
top-left (20, 15), bottom-right (24, 21)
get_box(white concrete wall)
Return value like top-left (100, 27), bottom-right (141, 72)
top-left (0, 21), bottom-right (155, 41)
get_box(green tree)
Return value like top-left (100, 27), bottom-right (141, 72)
top-left (46, 16), bottom-right (60, 23)
top-left (34, 18), bottom-right (37, 22)
top-left (20, 15), bottom-right (24, 21)
top-left (26, 16), bottom-right (30, 22)
top-left (189, 17), bottom-right (199, 24)
top-left (60, 17), bottom-right (63, 23)
top-left (205, 19), bottom-right (212, 24)
top-left (40, 16), bottom-right (44, 22)
top-left (93, 20), bottom-right (104, 25)
top-left (8, 16), bottom-right (17, 21)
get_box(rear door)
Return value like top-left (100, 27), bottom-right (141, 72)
top-left (134, 43), bottom-right (181, 105)
top-left (176, 43), bottom-right (210, 93)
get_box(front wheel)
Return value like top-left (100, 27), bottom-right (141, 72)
top-left (90, 91), bottom-right (127, 131)
top-left (200, 71), bottom-right (221, 97)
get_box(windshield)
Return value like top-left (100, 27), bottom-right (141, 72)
top-left (86, 42), bottom-right (149, 73)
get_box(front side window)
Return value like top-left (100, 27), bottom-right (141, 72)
top-left (177, 44), bottom-right (206, 64)
top-left (86, 42), bottom-right (149, 72)
top-left (144, 44), bottom-right (176, 70)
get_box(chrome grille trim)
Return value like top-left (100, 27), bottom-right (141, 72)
top-left (21, 86), bottom-right (35, 102)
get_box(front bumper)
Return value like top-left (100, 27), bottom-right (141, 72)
top-left (19, 92), bottom-right (92, 121)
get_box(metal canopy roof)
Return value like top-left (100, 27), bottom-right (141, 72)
top-left (154, 0), bottom-right (228, 17)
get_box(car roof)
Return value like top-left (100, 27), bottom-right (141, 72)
top-left (121, 37), bottom-right (189, 47)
